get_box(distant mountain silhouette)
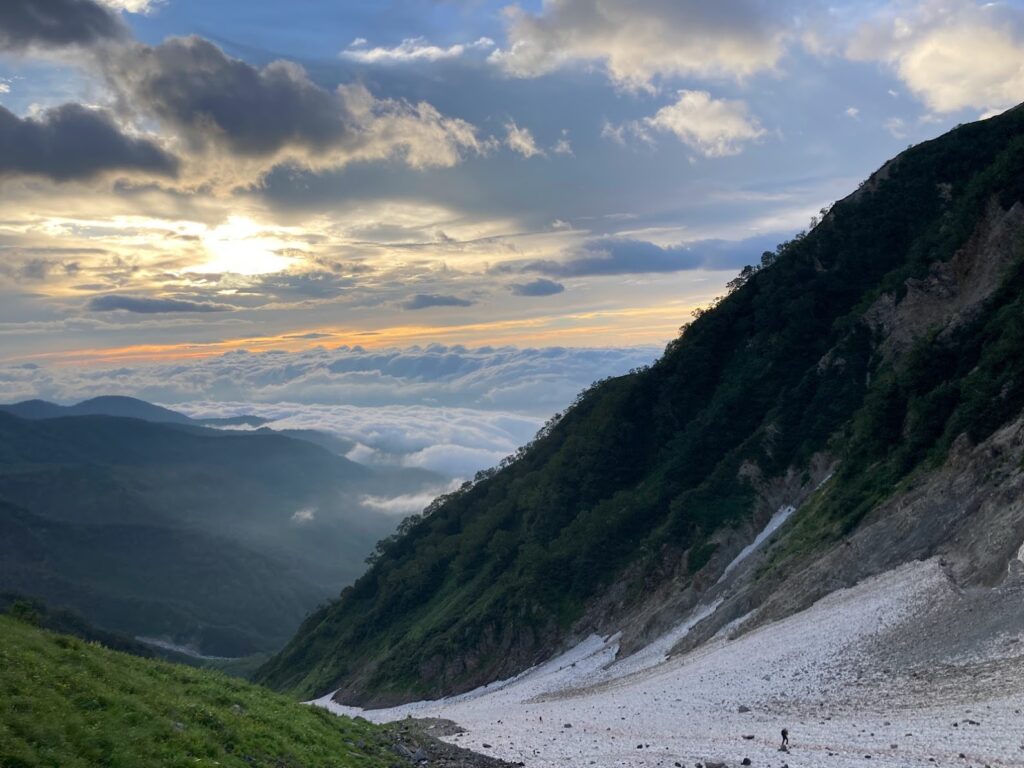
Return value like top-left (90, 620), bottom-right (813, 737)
top-left (0, 410), bottom-right (444, 656)
top-left (0, 396), bottom-right (192, 424)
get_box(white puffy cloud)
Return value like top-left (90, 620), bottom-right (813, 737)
top-left (97, 0), bottom-right (159, 12)
top-left (342, 36), bottom-right (495, 64)
top-left (846, 0), bottom-right (1024, 114)
top-left (551, 130), bottom-right (573, 156)
top-left (361, 481), bottom-right (461, 516)
top-left (505, 120), bottom-right (544, 158)
top-left (645, 90), bottom-right (765, 156)
top-left (491, 0), bottom-right (787, 89)
top-left (609, 90), bottom-right (765, 157)
top-left (291, 506), bottom-right (316, 524)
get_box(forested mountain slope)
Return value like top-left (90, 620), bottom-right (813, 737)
top-left (258, 104), bottom-right (1024, 705)
top-left (0, 413), bottom-right (418, 656)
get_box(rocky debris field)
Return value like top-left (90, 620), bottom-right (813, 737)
top-left (315, 557), bottom-right (1024, 768)
top-left (382, 719), bottom-right (524, 768)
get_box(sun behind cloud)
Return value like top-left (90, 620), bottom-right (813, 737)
top-left (189, 216), bottom-right (299, 276)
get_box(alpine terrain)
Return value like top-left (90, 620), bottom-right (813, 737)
top-left (0, 399), bottom-right (443, 657)
top-left (256, 103), bottom-right (1024, 766)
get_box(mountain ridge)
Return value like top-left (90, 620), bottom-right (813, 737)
top-left (0, 395), bottom-right (194, 424)
top-left (0, 410), bottom-right (434, 655)
top-left (257, 103), bottom-right (1024, 705)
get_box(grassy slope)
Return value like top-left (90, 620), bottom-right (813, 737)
top-left (258, 105), bottom-right (1024, 704)
top-left (0, 615), bottom-right (402, 768)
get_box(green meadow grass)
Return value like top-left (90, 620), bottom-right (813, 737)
top-left (0, 615), bottom-right (401, 768)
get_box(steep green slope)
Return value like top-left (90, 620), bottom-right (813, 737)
top-left (0, 414), bottom-right (410, 656)
top-left (0, 615), bottom-right (404, 768)
top-left (258, 104), bottom-right (1024, 704)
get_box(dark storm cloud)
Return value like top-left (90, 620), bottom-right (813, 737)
top-left (0, 104), bottom-right (179, 181)
top-left (95, 35), bottom-right (482, 176)
top-left (495, 235), bottom-right (778, 278)
top-left (104, 36), bottom-right (347, 157)
top-left (402, 293), bottom-right (474, 310)
top-left (87, 295), bottom-right (233, 313)
top-left (510, 278), bottom-right (564, 296)
top-left (0, 0), bottom-right (125, 53)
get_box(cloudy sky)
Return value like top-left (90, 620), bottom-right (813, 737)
top-left (2, 0), bottom-right (1023, 480)
top-left (2, 0), bottom-right (1023, 365)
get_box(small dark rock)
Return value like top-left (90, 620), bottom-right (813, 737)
top-left (741, 758), bottom-right (752, 766)
top-left (393, 744), bottom-right (415, 760)
top-left (738, 705), bottom-right (751, 713)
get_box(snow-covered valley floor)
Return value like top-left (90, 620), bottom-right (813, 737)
top-left (313, 559), bottom-right (1024, 768)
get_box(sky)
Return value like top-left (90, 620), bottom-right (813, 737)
top-left (3, 0), bottom-right (1024, 364)
top-left (2, 0), bottom-right (1024, 481)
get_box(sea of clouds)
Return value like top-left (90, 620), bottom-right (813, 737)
top-left (1, 344), bottom-right (661, 483)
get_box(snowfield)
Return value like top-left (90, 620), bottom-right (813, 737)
top-left (313, 558), bottom-right (1024, 767)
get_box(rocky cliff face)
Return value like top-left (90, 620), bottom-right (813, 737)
top-left (258, 103), bottom-right (1024, 706)
top-left (664, 187), bottom-right (1024, 657)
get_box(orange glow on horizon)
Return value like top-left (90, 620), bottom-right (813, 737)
top-left (12, 301), bottom-right (703, 366)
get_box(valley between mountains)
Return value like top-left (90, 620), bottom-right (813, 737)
top-left (7, 77), bottom-right (1024, 768)
top-left (253, 103), bottom-right (1024, 766)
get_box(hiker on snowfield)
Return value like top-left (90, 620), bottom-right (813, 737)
top-left (780, 728), bottom-right (789, 750)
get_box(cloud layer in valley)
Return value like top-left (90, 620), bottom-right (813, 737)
top-left (0, 344), bottom-right (658, 412)
top-left (0, 344), bottom-right (660, 480)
